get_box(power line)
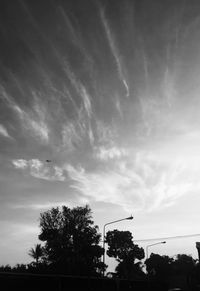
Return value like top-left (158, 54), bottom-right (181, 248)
top-left (133, 233), bottom-right (200, 243)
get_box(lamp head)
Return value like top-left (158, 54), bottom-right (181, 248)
top-left (162, 241), bottom-right (166, 244)
top-left (126, 215), bottom-right (133, 220)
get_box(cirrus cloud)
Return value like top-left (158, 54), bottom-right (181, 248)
top-left (64, 148), bottom-right (199, 213)
top-left (0, 124), bottom-right (12, 139)
top-left (94, 145), bottom-right (128, 161)
top-left (12, 159), bottom-right (65, 181)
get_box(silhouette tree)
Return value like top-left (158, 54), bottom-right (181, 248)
top-left (28, 244), bottom-right (44, 265)
top-left (12, 264), bottom-right (27, 273)
top-left (145, 253), bottom-right (197, 290)
top-left (145, 253), bottom-right (172, 278)
top-left (145, 253), bottom-right (172, 290)
top-left (0, 264), bottom-right (12, 272)
top-left (105, 229), bottom-right (145, 279)
top-left (172, 254), bottom-right (196, 274)
top-left (38, 205), bottom-right (104, 276)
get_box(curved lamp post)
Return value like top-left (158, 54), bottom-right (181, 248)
top-left (102, 215), bottom-right (133, 276)
top-left (146, 241), bottom-right (166, 259)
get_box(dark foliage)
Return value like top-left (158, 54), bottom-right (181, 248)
top-left (38, 204), bottom-right (105, 276)
top-left (145, 253), bottom-right (173, 279)
top-left (105, 229), bottom-right (145, 279)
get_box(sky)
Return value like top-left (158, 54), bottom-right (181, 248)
top-left (1, 0), bottom-right (200, 270)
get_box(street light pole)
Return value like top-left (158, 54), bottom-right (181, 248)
top-left (102, 215), bottom-right (133, 276)
top-left (146, 241), bottom-right (166, 260)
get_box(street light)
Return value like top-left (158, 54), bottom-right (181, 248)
top-left (146, 241), bottom-right (166, 259)
top-left (102, 215), bottom-right (133, 276)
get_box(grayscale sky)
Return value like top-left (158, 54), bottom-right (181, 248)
top-left (0, 0), bottom-right (200, 268)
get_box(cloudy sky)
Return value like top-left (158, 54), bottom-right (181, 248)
top-left (1, 0), bottom-right (200, 268)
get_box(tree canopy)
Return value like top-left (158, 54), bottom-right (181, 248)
top-left (172, 254), bottom-right (196, 275)
top-left (38, 205), bottom-right (104, 276)
top-left (145, 253), bottom-right (196, 279)
top-left (105, 229), bottom-right (145, 279)
top-left (145, 253), bottom-right (173, 279)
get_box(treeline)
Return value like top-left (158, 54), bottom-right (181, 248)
top-left (0, 205), bottom-right (200, 288)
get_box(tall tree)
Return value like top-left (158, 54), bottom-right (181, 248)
top-left (28, 244), bottom-right (44, 265)
top-left (38, 205), bottom-right (104, 275)
top-left (105, 229), bottom-right (145, 279)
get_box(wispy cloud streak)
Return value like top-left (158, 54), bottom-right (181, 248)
top-left (14, 104), bottom-right (49, 143)
top-left (0, 124), bottom-right (12, 139)
top-left (100, 7), bottom-right (129, 97)
top-left (64, 64), bottom-right (92, 118)
top-left (0, 85), bottom-right (49, 143)
top-left (12, 159), bottom-right (65, 181)
top-left (94, 145), bottom-right (128, 161)
top-left (58, 6), bottom-right (94, 70)
top-left (64, 147), bottom-right (199, 212)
